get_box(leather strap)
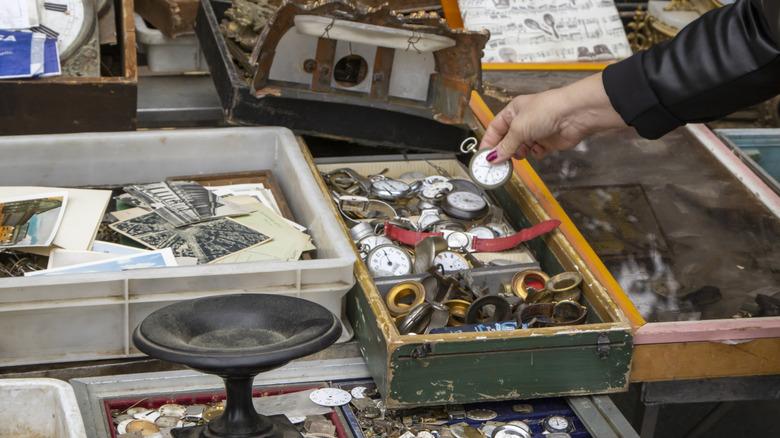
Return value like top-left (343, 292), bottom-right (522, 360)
top-left (384, 223), bottom-right (443, 246)
top-left (385, 219), bottom-right (561, 251)
top-left (471, 219), bottom-right (560, 252)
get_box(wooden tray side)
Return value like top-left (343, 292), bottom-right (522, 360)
top-left (0, 0), bottom-right (137, 135)
top-left (387, 330), bottom-right (632, 407)
top-left (301, 138), bottom-right (633, 408)
top-left (631, 338), bottom-right (780, 382)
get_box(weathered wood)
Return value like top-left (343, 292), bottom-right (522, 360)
top-left (312, 38), bottom-right (338, 92)
top-left (0, 0), bottom-right (137, 135)
top-left (370, 47), bottom-right (395, 100)
top-left (631, 338), bottom-right (780, 382)
top-left (301, 136), bottom-right (633, 408)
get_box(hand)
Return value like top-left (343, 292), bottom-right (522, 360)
top-left (479, 73), bottom-right (627, 162)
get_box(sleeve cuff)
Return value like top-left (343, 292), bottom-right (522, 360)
top-left (602, 53), bottom-right (683, 139)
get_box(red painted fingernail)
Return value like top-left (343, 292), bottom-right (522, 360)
top-left (486, 150), bottom-right (498, 162)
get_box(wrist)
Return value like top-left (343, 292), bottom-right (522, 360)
top-left (557, 73), bottom-right (626, 137)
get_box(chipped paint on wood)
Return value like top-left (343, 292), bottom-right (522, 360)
top-left (301, 141), bottom-right (634, 408)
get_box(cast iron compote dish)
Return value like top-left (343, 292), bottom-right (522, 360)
top-left (133, 294), bottom-right (342, 438)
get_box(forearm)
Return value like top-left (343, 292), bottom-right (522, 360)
top-left (604, 0), bottom-right (780, 139)
top-left (556, 73), bottom-right (626, 138)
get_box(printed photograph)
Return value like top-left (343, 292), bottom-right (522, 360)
top-left (0, 192), bottom-right (67, 248)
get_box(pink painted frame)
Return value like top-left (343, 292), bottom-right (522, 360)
top-left (634, 124), bottom-right (780, 345)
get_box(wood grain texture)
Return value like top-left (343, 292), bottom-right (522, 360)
top-left (631, 339), bottom-right (780, 382)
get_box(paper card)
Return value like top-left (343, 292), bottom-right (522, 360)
top-left (40, 35), bottom-right (60, 77)
top-left (91, 240), bottom-right (149, 255)
top-left (29, 32), bottom-right (44, 76)
top-left (47, 249), bottom-right (117, 269)
top-left (26, 248), bottom-right (178, 277)
top-left (0, 31), bottom-right (33, 79)
top-left (0, 187), bottom-right (112, 253)
top-left (0, 191), bottom-right (68, 248)
top-left (215, 205), bottom-right (314, 264)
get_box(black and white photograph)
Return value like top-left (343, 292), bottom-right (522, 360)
top-left (182, 218), bottom-right (271, 264)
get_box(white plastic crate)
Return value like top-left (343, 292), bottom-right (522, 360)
top-left (135, 13), bottom-right (208, 73)
top-left (0, 379), bottom-right (87, 438)
top-left (0, 127), bottom-right (355, 366)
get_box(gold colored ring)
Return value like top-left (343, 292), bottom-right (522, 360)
top-left (511, 270), bottom-right (550, 301)
top-left (548, 272), bottom-right (583, 293)
top-left (444, 299), bottom-right (471, 326)
top-left (386, 281), bottom-right (425, 316)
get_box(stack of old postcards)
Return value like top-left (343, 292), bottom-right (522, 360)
top-left (0, 181), bottom-right (313, 278)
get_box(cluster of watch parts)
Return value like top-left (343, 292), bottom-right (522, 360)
top-left (111, 401), bottom-right (228, 437)
top-left (321, 146), bottom-right (559, 280)
top-left (385, 268), bottom-right (588, 335)
top-left (341, 383), bottom-right (577, 438)
top-left (110, 395), bottom-right (344, 438)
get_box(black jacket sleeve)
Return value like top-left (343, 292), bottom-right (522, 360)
top-left (603, 0), bottom-right (780, 139)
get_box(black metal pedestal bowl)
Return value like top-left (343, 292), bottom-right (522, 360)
top-left (133, 294), bottom-right (342, 438)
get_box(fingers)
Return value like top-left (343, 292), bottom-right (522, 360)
top-left (479, 105), bottom-right (515, 150)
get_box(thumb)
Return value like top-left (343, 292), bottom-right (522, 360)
top-left (492, 121), bottom-right (529, 163)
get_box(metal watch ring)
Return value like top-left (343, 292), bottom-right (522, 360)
top-left (398, 302), bottom-right (433, 335)
top-left (547, 272), bottom-right (583, 293)
top-left (466, 295), bottom-right (512, 324)
top-left (444, 299), bottom-right (471, 326)
top-left (511, 270), bottom-right (550, 300)
top-left (553, 288), bottom-right (582, 303)
top-left (518, 303), bottom-right (555, 327)
top-left (526, 288), bottom-right (555, 304)
top-left (386, 281), bottom-right (426, 316)
top-left (552, 300), bottom-right (588, 325)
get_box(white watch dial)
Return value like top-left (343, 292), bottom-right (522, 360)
top-left (309, 388), bottom-right (352, 407)
top-left (446, 232), bottom-right (470, 250)
top-left (469, 226), bottom-right (496, 239)
top-left (38, 0), bottom-right (92, 60)
top-left (358, 235), bottom-right (392, 252)
top-left (545, 415), bottom-right (571, 432)
top-left (447, 191), bottom-right (487, 212)
top-left (421, 182), bottom-right (453, 200)
top-left (432, 251), bottom-right (470, 272)
top-left (470, 149), bottom-right (512, 188)
top-left (367, 244), bottom-right (412, 277)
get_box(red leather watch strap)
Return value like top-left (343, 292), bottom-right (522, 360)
top-left (384, 223), bottom-right (443, 246)
top-left (472, 219), bottom-right (561, 252)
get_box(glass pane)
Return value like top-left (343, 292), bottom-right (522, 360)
top-left (529, 128), bottom-right (780, 322)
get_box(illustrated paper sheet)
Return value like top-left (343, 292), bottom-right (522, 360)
top-left (459, 0), bottom-right (632, 63)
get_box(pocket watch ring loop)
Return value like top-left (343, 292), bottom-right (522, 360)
top-left (459, 137), bottom-right (479, 154)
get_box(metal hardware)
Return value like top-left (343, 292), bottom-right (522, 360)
top-left (597, 332), bottom-right (611, 359)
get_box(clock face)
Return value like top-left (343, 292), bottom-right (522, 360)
top-left (38, 0), bottom-right (93, 60)
top-left (470, 149), bottom-right (512, 189)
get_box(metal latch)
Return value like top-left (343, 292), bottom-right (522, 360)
top-left (597, 332), bottom-right (610, 359)
top-left (411, 344), bottom-right (432, 359)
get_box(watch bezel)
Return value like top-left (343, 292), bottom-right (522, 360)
top-left (468, 149), bottom-right (513, 190)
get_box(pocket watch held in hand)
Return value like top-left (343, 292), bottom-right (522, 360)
top-left (460, 137), bottom-right (513, 190)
